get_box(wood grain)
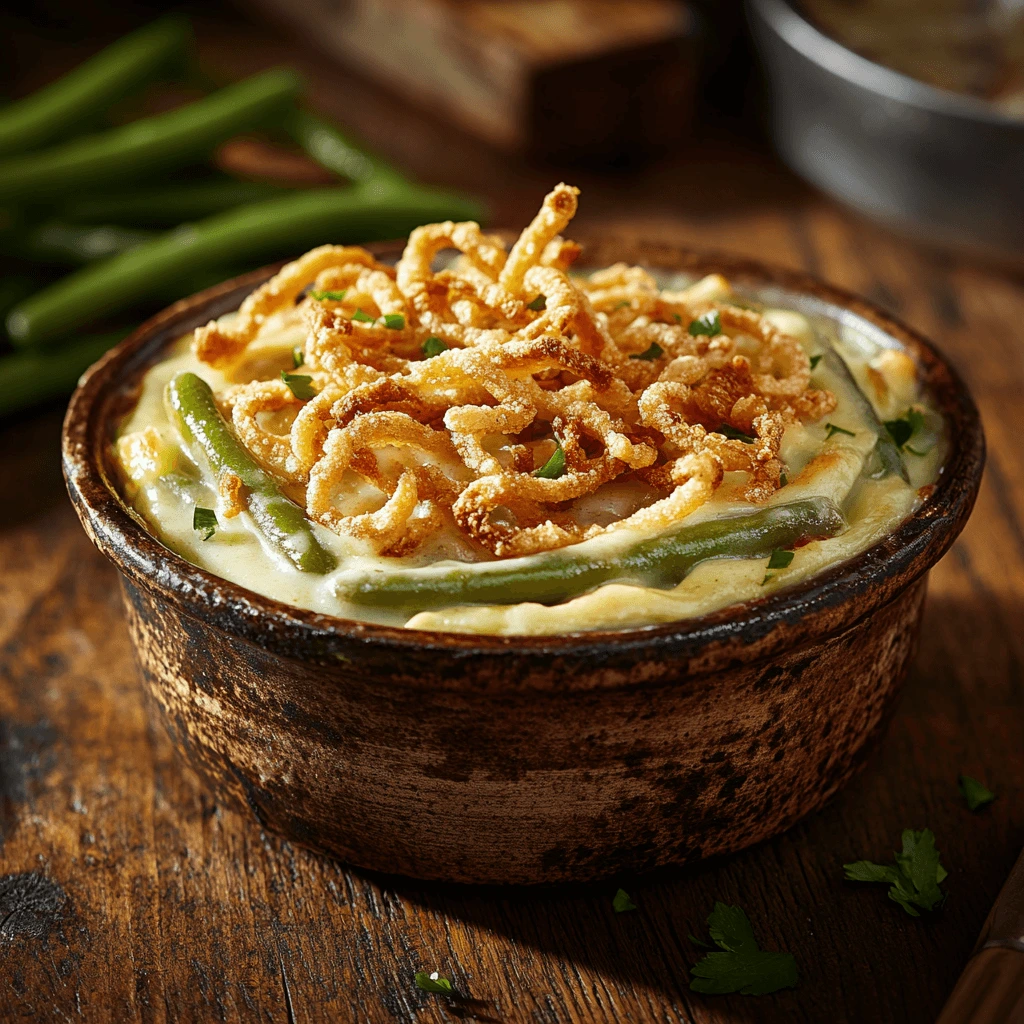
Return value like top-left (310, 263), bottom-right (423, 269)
top-left (1, 8), bottom-right (1023, 1022)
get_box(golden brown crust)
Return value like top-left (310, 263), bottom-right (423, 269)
top-left (190, 185), bottom-right (834, 557)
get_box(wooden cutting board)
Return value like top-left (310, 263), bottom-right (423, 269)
top-left (242, 0), bottom-right (699, 160)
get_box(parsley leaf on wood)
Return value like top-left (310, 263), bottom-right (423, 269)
top-left (843, 828), bottom-right (947, 917)
top-left (613, 889), bottom-right (637, 913)
top-left (959, 774), bottom-right (995, 811)
top-left (689, 311), bottom-right (721, 336)
top-left (193, 506), bottom-right (217, 541)
top-left (414, 971), bottom-right (453, 994)
top-left (280, 371), bottom-right (316, 400)
top-left (630, 342), bottom-right (663, 361)
top-left (689, 902), bottom-right (798, 996)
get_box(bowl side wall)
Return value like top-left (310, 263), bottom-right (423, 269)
top-left (121, 571), bottom-right (927, 884)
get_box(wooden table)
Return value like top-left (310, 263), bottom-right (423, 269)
top-left (2, 10), bottom-right (1022, 1023)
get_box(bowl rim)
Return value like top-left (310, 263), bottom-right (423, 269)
top-left (748, 0), bottom-right (1024, 131)
top-left (62, 235), bottom-right (984, 661)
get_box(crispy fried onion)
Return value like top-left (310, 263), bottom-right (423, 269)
top-left (189, 184), bottom-right (836, 556)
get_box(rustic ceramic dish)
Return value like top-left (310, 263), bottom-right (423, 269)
top-left (62, 236), bottom-right (984, 885)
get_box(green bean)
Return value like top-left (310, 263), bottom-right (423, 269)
top-left (58, 179), bottom-right (293, 227)
top-left (286, 109), bottom-right (405, 187)
top-left (7, 183), bottom-right (485, 346)
top-left (816, 332), bottom-right (908, 482)
top-left (0, 68), bottom-right (303, 204)
top-left (0, 330), bottom-right (124, 417)
top-left (17, 222), bottom-right (155, 266)
top-left (341, 497), bottom-right (847, 611)
top-left (0, 17), bottom-right (190, 158)
top-left (165, 371), bottom-right (336, 574)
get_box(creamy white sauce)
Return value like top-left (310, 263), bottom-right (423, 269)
top-left (116, 282), bottom-right (945, 635)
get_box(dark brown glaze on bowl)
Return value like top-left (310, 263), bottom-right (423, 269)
top-left (61, 237), bottom-right (984, 884)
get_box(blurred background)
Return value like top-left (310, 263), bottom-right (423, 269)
top-left (0, 0), bottom-right (1022, 422)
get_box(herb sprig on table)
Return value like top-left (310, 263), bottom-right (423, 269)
top-left (689, 902), bottom-right (798, 995)
top-left (843, 828), bottom-right (947, 917)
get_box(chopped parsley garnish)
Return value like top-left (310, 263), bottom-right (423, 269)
top-left (421, 336), bottom-right (448, 358)
top-left (613, 889), bottom-right (637, 913)
top-left (884, 408), bottom-right (926, 452)
top-left (689, 902), bottom-right (798, 996)
top-left (614, 299), bottom-right (631, 310)
top-left (527, 294), bottom-right (547, 311)
top-left (630, 342), bottom-right (664, 361)
top-left (281, 371), bottom-right (316, 400)
top-left (825, 423), bottom-right (856, 440)
top-left (383, 313), bottom-right (406, 330)
top-left (717, 423), bottom-right (755, 444)
top-left (843, 828), bottom-right (947, 917)
top-left (959, 774), bottom-right (995, 811)
top-left (533, 437), bottom-right (566, 479)
top-left (762, 548), bottom-right (794, 585)
top-left (351, 308), bottom-right (375, 323)
top-left (309, 288), bottom-right (347, 302)
top-left (779, 470), bottom-right (788, 487)
top-left (689, 311), bottom-right (721, 337)
top-left (193, 506), bottom-right (217, 541)
top-left (414, 971), bottom-right (453, 994)
top-left (809, 354), bottom-right (822, 370)
top-left (673, 312), bottom-right (682, 323)
top-left (292, 346), bottom-right (304, 369)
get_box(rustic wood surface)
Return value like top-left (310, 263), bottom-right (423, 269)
top-left (1, 8), bottom-right (1022, 1023)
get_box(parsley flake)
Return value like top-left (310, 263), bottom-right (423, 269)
top-left (414, 971), bottom-right (453, 995)
top-left (673, 312), bottom-right (683, 323)
top-left (614, 300), bottom-right (631, 310)
top-left (717, 423), bottom-right (755, 444)
top-left (959, 774), bottom-right (995, 812)
top-left (689, 902), bottom-right (798, 996)
top-left (421, 336), bottom-right (448, 358)
top-left (292, 346), bottom-right (304, 369)
top-left (689, 311), bottom-right (721, 337)
top-left (809, 354), bottom-right (822, 370)
top-left (309, 288), bottom-right (347, 302)
top-left (193, 506), bottom-right (217, 541)
top-left (383, 313), bottom-right (405, 330)
top-left (630, 342), bottom-right (664, 361)
top-left (768, 549), bottom-right (794, 570)
top-left (281, 371), bottom-right (316, 400)
top-left (533, 438), bottom-right (566, 479)
top-left (779, 470), bottom-right (788, 487)
top-left (351, 308), bottom-right (375, 323)
top-left (613, 889), bottom-right (637, 913)
top-left (843, 828), bottom-right (947, 917)
top-left (884, 408), bottom-right (926, 451)
top-left (527, 294), bottom-right (547, 311)
top-left (825, 423), bottom-right (856, 440)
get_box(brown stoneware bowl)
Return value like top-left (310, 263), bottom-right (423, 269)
top-left (62, 236), bottom-right (984, 884)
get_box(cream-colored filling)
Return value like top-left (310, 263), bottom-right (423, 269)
top-left (116, 286), bottom-right (945, 636)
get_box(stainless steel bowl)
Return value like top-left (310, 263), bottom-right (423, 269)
top-left (747, 0), bottom-right (1024, 268)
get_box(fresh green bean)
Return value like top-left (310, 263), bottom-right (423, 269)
top-left (0, 17), bottom-right (190, 158)
top-left (7, 183), bottom-right (485, 346)
top-left (0, 330), bottom-right (124, 417)
top-left (58, 179), bottom-right (293, 227)
top-left (340, 497), bottom-right (847, 611)
top-left (165, 371), bottom-right (336, 574)
top-left (17, 222), bottom-right (155, 266)
top-left (0, 68), bottom-right (303, 204)
top-left (286, 109), bottom-right (405, 187)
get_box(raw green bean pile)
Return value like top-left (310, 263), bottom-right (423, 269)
top-left (0, 16), bottom-right (483, 417)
